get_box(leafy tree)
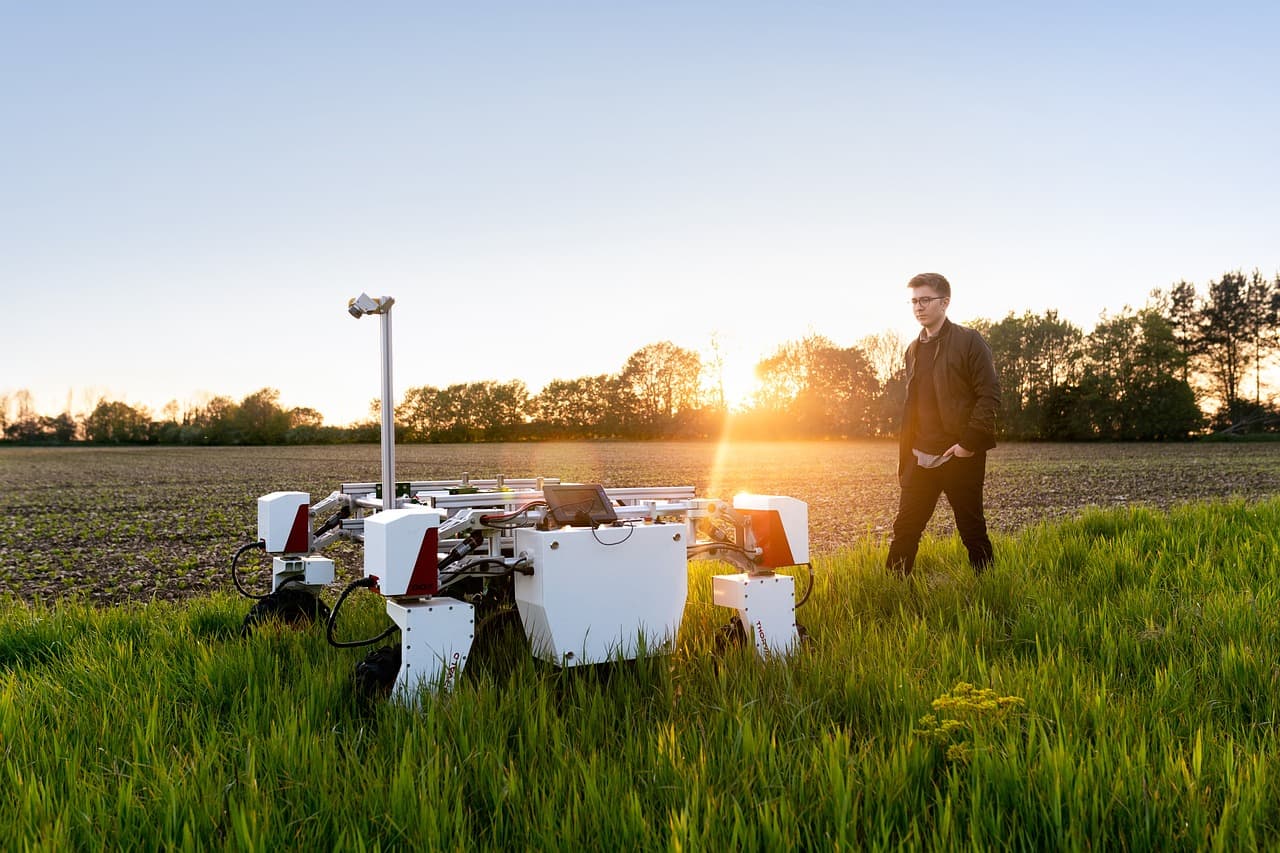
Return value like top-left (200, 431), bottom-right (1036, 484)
top-left (620, 342), bottom-right (703, 436)
top-left (1243, 269), bottom-right (1279, 406)
top-left (289, 407), bottom-right (324, 429)
top-left (431, 385), bottom-right (473, 442)
top-left (283, 406), bottom-right (327, 444)
top-left (873, 370), bottom-right (907, 437)
top-left (1210, 398), bottom-right (1280, 435)
top-left (4, 411), bottom-right (78, 444)
top-left (1153, 270), bottom-right (1280, 426)
top-left (84, 400), bottom-right (151, 443)
top-left (397, 386), bottom-right (443, 441)
top-left (398, 380), bottom-right (530, 442)
top-left (532, 375), bottom-right (621, 438)
top-left (469, 380), bottom-right (530, 440)
top-left (232, 388), bottom-right (293, 444)
top-left (982, 311), bottom-right (1083, 439)
top-left (46, 412), bottom-right (79, 443)
top-left (396, 384), bottom-right (464, 441)
top-left (798, 345), bottom-right (879, 436)
top-left (190, 396), bottom-right (239, 444)
top-left (1076, 310), bottom-right (1200, 440)
top-left (1040, 382), bottom-right (1097, 440)
top-left (1155, 279), bottom-right (1202, 383)
top-left (1197, 271), bottom-right (1253, 420)
top-left (1124, 311), bottom-right (1202, 439)
top-left (754, 339), bottom-right (811, 416)
top-left (753, 334), bottom-right (879, 437)
top-left (4, 418), bottom-right (47, 443)
top-left (857, 330), bottom-right (907, 386)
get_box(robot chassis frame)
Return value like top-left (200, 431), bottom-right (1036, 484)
top-left (247, 475), bottom-right (811, 704)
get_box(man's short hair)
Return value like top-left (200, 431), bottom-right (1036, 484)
top-left (908, 273), bottom-right (951, 297)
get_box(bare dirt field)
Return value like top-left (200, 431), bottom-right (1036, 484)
top-left (2, 440), bottom-right (1276, 605)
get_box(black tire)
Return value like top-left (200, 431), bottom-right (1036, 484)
top-left (241, 587), bottom-right (332, 635)
top-left (353, 644), bottom-right (402, 700)
top-left (713, 615), bottom-right (748, 654)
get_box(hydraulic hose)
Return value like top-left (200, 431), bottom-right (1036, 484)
top-left (231, 540), bottom-right (270, 600)
top-left (325, 577), bottom-right (399, 649)
top-left (795, 562), bottom-right (814, 609)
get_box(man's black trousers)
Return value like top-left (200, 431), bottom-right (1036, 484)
top-left (886, 452), bottom-right (993, 575)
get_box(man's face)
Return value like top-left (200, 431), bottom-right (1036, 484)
top-left (910, 286), bottom-right (949, 328)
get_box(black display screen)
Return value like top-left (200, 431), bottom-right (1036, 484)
top-left (542, 484), bottom-right (618, 527)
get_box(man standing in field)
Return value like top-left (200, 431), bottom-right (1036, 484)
top-left (886, 273), bottom-right (1001, 576)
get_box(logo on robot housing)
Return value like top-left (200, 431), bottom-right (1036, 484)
top-left (755, 620), bottom-right (772, 658)
top-left (444, 651), bottom-right (461, 691)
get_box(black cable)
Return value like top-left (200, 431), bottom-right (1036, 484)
top-left (481, 501), bottom-right (547, 529)
top-left (313, 505), bottom-right (351, 537)
top-left (684, 542), bottom-right (812, 608)
top-left (590, 520), bottom-right (637, 547)
top-left (437, 529), bottom-right (484, 572)
top-left (686, 542), bottom-right (754, 558)
top-left (450, 558), bottom-right (514, 572)
top-left (231, 540), bottom-right (270, 600)
top-left (794, 562), bottom-right (814, 609)
top-left (437, 557), bottom-right (531, 593)
top-left (483, 516), bottom-right (547, 531)
top-left (326, 577), bottom-right (399, 648)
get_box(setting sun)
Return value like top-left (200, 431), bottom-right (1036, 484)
top-left (715, 356), bottom-right (762, 412)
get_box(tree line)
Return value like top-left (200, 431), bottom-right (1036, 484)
top-left (4, 269), bottom-right (1278, 445)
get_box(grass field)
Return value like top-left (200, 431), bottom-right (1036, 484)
top-left (4, 496), bottom-right (1279, 849)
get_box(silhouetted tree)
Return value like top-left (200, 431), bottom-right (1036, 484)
top-left (397, 386), bottom-right (443, 441)
top-left (191, 396), bottom-right (239, 444)
top-left (620, 342), bottom-right (703, 436)
top-left (1077, 310), bottom-right (1200, 439)
top-left (753, 334), bottom-right (878, 437)
top-left (857, 330), bottom-right (908, 387)
top-left (84, 400), bottom-right (151, 443)
top-left (1155, 279), bottom-right (1202, 383)
top-left (532, 375), bottom-right (621, 438)
top-left (982, 311), bottom-right (1083, 439)
top-left (1198, 271), bottom-right (1253, 420)
top-left (1243, 269), bottom-right (1279, 406)
top-left (231, 388), bottom-right (292, 444)
top-left (470, 380), bottom-right (530, 440)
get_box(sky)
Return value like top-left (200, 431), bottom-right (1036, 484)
top-left (3, 1), bottom-right (1277, 425)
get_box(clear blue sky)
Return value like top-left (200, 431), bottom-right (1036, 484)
top-left (3, 1), bottom-right (1276, 424)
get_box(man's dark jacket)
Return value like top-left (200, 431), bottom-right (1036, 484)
top-left (898, 319), bottom-right (1001, 483)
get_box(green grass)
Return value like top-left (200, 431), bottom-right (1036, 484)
top-left (4, 498), bottom-right (1280, 849)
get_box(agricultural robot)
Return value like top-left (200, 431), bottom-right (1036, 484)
top-left (230, 294), bottom-right (813, 704)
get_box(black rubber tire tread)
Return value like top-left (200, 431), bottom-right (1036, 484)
top-left (713, 615), bottom-right (748, 654)
top-left (241, 587), bottom-right (332, 635)
top-left (353, 644), bottom-right (402, 699)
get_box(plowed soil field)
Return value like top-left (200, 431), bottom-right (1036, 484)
top-left (2, 441), bottom-right (1276, 605)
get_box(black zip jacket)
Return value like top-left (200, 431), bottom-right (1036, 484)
top-left (898, 319), bottom-right (1001, 482)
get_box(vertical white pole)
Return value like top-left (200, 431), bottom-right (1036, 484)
top-left (380, 308), bottom-right (395, 511)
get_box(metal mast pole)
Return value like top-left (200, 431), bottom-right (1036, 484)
top-left (347, 292), bottom-right (398, 511)
top-left (379, 306), bottom-right (395, 511)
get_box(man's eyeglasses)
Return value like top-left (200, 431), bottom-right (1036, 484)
top-left (910, 296), bottom-right (946, 307)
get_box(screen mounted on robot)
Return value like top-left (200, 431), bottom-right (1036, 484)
top-left (542, 484), bottom-right (618, 528)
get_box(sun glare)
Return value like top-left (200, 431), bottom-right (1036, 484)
top-left (706, 349), bottom-right (763, 504)
top-left (714, 352), bottom-right (762, 412)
